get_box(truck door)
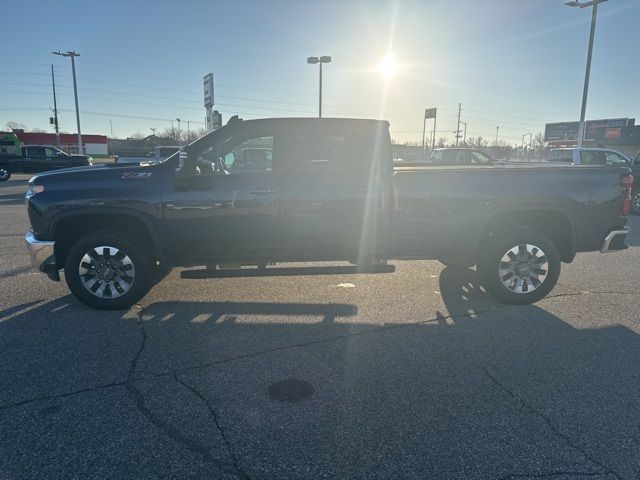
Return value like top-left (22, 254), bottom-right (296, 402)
top-left (277, 122), bottom-right (390, 261)
top-left (23, 146), bottom-right (48, 172)
top-left (161, 123), bottom-right (283, 261)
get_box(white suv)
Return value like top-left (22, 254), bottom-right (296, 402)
top-left (547, 147), bottom-right (630, 166)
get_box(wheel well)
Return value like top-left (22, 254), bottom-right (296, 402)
top-left (53, 214), bottom-right (158, 268)
top-left (477, 209), bottom-right (575, 262)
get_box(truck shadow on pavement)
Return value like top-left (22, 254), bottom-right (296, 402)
top-left (1, 269), bottom-right (640, 479)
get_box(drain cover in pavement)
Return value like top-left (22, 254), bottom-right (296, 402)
top-left (267, 379), bottom-right (314, 402)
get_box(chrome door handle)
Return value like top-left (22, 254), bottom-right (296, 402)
top-left (166, 203), bottom-right (213, 210)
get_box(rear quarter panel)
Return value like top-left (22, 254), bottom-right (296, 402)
top-left (391, 165), bottom-right (628, 258)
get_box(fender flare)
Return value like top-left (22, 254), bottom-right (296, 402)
top-left (471, 204), bottom-right (577, 262)
top-left (49, 207), bottom-right (165, 260)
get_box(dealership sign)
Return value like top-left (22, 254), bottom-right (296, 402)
top-left (545, 118), bottom-right (633, 143)
top-left (203, 73), bottom-right (214, 108)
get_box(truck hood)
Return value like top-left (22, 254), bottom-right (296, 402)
top-left (29, 163), bottom-right (153, 183)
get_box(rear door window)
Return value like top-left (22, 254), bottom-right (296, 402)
top-left (552, 150), bottom-right (573, 163)
top-left (26, 146), bottom-right (46, 157)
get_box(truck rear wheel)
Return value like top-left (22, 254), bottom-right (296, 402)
top-left (631, 189), bottom-right (640, 215)
top-left (477, 230), bottom-right (561, 305)
top-left (64, 232), bottom-right (153, 310)
top-left (0, 168), bottom-right (10, 181)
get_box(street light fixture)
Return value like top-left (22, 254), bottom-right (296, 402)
top-left (307, 56), bottom-right (331, 118)
top-left (565, 0), bottom-right (608, 147)
top-left (52, 50), bottom-right (82, 154)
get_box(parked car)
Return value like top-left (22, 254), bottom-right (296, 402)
top-left (548, 147), bottom-right (640, 214)
top-left (115, 146), bottom-right (180, 165)
top-left (0, 145), bottom-right (92, 181)
top-left (24, 117), bottom-right (631, 309)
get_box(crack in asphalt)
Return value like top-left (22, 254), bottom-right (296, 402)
top-left (173, 372), bottom-right (252, 480)
top-left (0, 381), bottom-right (124, 410)
top-left (495, 471), bottom-right (615, 480)
top-left (483, 366), bottom-right (624, 480)
top-left (124, 304), bottom-right (245, 478)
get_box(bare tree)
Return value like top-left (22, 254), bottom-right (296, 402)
top-left (436, 137), bottom-right (448, 148)
top-left (531, 132), bottom-right (547, 159)
top-left (467, 136), bottom-right (488, 149)
top-left (5, 121), bottom-right (26, 130)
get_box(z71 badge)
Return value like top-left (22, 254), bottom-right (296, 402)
top-left (121, 172), bottom-right (152, 179)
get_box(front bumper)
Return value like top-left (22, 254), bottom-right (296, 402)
top-left (600, 227), bottom-right (630, 253)
top-left (24, 230), bottom-right (59, 281)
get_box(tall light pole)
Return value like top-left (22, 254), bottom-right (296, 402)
top-left (176, 118), bottom-right (181, 146)
top-left (565, 0), bottom-right (608, 147)
top-left (495, 126), bottom-right (499, 146)
top-left (307, 56), bottom-right (331, 118)
top-left (460, 122), bottom-right (467, 144)
top-left (52, 51), bottom-right (82, 154)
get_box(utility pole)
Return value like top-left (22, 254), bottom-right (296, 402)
top-left (187, 120), bottom-right (190, 142)
top-left (52, 51), bottom-right (82, 154)
top-left (50, 64), bottom-right (60, 147)
top-left (421, 114), bottom-right (427, 161)
top-left (461, 122), bottom-right (467, 144)
top-left (109, 120), bottom-right (113, 157)
top-left (455, 103), bottom-right (462, 146)
top-left (495, 126), bottom-right (499, 146)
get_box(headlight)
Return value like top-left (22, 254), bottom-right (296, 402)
top-left (88, 157), bottom-right (94, 165)
top-left (26, 184), bottom-right (44, 197)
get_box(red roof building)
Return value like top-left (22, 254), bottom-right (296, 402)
top-left (8, 131), bottom-right (109, 157)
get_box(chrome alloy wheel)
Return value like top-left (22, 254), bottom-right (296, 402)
top-left (78, 246), bottom-right (135, 298)
top-left (0, 168), bottom-right (9, 181)
top-left (498, 243), bottom-right (548, 294)
top-left (633, 192), bottom-right (640, 212)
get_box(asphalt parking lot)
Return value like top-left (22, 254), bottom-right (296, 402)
top-left (1, 174), bottom-right (639, 480)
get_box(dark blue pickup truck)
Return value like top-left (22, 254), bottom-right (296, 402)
top-left (0, 145), bottom-right (92, 181)
top-left (24, 118), bottom-right (632, 309)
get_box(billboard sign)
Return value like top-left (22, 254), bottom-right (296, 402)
top-left (545, 118), bottom-right (633, 143)
top-left (203, 73), bottom-right (214, 107)
top-left (424, 108), bottom-right (437, 119)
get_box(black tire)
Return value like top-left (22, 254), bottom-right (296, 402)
top-left (0, 168), bottom-right (10, 182)
top-left (437, 257), bottom-right (475, 269)
top-left (477, 230), bottom-right (561, 305)
top-left (631, 189), bottom-right (640, 215)
top-left (64, 231), bottom-right (154, 310)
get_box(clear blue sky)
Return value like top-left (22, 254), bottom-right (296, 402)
top-left (1, 0), bottom-right (638, 145)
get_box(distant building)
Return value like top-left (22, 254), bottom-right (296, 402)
top-left (594, 125), bottom-right (640, 159)
top-left (8, 130), bottom-right (109, 157)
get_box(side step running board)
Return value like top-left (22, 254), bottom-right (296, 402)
top-left (181, 264), bottom-right (396, 279)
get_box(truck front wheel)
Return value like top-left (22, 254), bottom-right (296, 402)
top-left (64, 232), bottom-right (153, 310)
top-left (477, 231), bottom-right (561, 305)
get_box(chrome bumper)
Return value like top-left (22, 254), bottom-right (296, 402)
top-left (600, 227), bottom-right (630, 253)
top-left (24, 230), bottom-right (59, 280)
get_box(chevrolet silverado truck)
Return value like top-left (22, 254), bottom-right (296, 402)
top-left (24, 118), bottom-right (632, 310)
top-left (0, 145), bottom-right (92, 181)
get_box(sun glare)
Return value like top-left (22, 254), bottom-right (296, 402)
top-left (377, 52), bottom-right (398, 79)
